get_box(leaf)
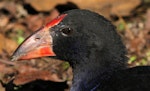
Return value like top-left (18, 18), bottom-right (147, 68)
top-left (17, 36), bottom-right (24, 44)
top-left (140, 59), bottom-right (147, 65)
top-left (128, 55), bottom-right (137, 64)
top-left (0, 34), bottom-right (18, 55)
top-left (118, 22), bottom-right (125, 31)
top-left (62, 62), bottom-right (70, 70)
top-left (13, 70), bottom-right (64, 86)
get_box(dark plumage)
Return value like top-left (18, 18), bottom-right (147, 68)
top-left (12, 9), bottom-right (150, 91)
top-left (5, 80), bottom-right (68, 91)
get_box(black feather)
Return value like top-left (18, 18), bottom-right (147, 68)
top-left (50, 9), bottom-right (150, 91)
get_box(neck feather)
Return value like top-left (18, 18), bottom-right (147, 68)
top-left (70, 50), bottom-right (127, 91)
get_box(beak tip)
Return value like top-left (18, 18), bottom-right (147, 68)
top-left (11, 51), bottom-right (22, 61)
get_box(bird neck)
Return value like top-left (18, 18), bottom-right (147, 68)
top-left (70, 63), bottom-right (109, 91)
top-left (69, 52), bottom-right (127, 91)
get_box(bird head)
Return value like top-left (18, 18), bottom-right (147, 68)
top-left (12, 9), bottom-right (127, 66)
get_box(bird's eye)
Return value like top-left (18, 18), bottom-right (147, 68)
top-left (61, 28), bottom-right (73, 35)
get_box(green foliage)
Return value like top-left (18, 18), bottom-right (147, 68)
top-left (15, 30), bottom-right (25, 44)
top-left (141, 59), bottom-right (147, 65)
top-left (117, 21), bottom-right (125, 31)
top-left (62, 62), bottom-right (70, 70)
top-left (128, 55), bottom-right (137, 64)
top-left (17, 36), bottom-right (24, 44)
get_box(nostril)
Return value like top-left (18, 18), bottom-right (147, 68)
top-left (35, 37), bottom-right (40, 41)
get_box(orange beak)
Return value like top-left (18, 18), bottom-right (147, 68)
top-left (11, 14), bottom-right (67, 61)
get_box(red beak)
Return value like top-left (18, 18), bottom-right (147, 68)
top-left (12, 14), bottom-right (67, 61)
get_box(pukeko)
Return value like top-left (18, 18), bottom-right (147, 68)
top-left (12, 9), bottom-right (150, 91)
